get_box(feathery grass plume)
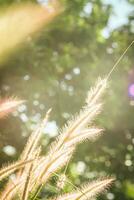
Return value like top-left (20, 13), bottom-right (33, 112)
top-left (46, 78), bottom-right (107, 158)
top-left (29, 78), bottom-right (107, 193)
top-left (31, 147), bottom-right (74, 190)
top-left (53, 178), bottom-right (114, 200)
top-left (63, 128), bottom-right (103, 147)
top-left (18, 109), bottom-right (51, 178)
top-left (53, 104), bottom-right (102, 149)
top-left (0, 2), bottom-right (60, 63)
top-left (0, 178), bottom-right (24, 200)
top-left (1, 148), bottom-right (41, 200)
top-left (49, 78), bottom-right (107, 153)
top-left (0, 159), bottom-right (34, 182)
top-left (21, 147), bottom-right (42, 200)
top-left (0, 77), bottom-right (111, 199)
top-left (20, 108), bottom-right (51, 161)
top-left (1, 111), bottom-right (51, 200)
top-left (25, 146), bottom-right (42, 175)
top-left (21, 163), bottom-right (34, 200)
top-left (0, 97), bottom-right (25, 118)
top-left (86, 77), bottom-right (107, 106)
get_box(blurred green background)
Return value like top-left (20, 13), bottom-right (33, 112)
top-left (0, 0), bottom-right (134, 199)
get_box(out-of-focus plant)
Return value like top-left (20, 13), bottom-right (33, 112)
top-left (0, 97), bottom-right (24, 118)
top-left (125, 181), bottom-right (134, 199)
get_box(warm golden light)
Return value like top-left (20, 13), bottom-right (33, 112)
top-left (0, 2), bottom-right (60, 63)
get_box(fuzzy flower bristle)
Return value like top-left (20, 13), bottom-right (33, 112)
top-left (0, 178), bottom-right (24, 200)
top-left (0, 159), bottom-right (34, 182)
top-left (86, 77), bottom-right (107, 106)
top-left (53, 178), bottom-right (114, 200)
top-left (0, 97), bottom-right (25, 118)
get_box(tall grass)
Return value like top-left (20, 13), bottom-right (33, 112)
top-left (0, 1), bottom-right (133, 198)
top-left (0, 77), bottom-right (114, 200)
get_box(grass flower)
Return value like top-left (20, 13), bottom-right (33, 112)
top-left (0, 77), bottom-right (114, 200)
top-left (0, 97), bottom-right (24, 118)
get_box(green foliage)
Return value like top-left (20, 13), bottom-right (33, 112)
top-left (125, 182), bottom-right (134, 199)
